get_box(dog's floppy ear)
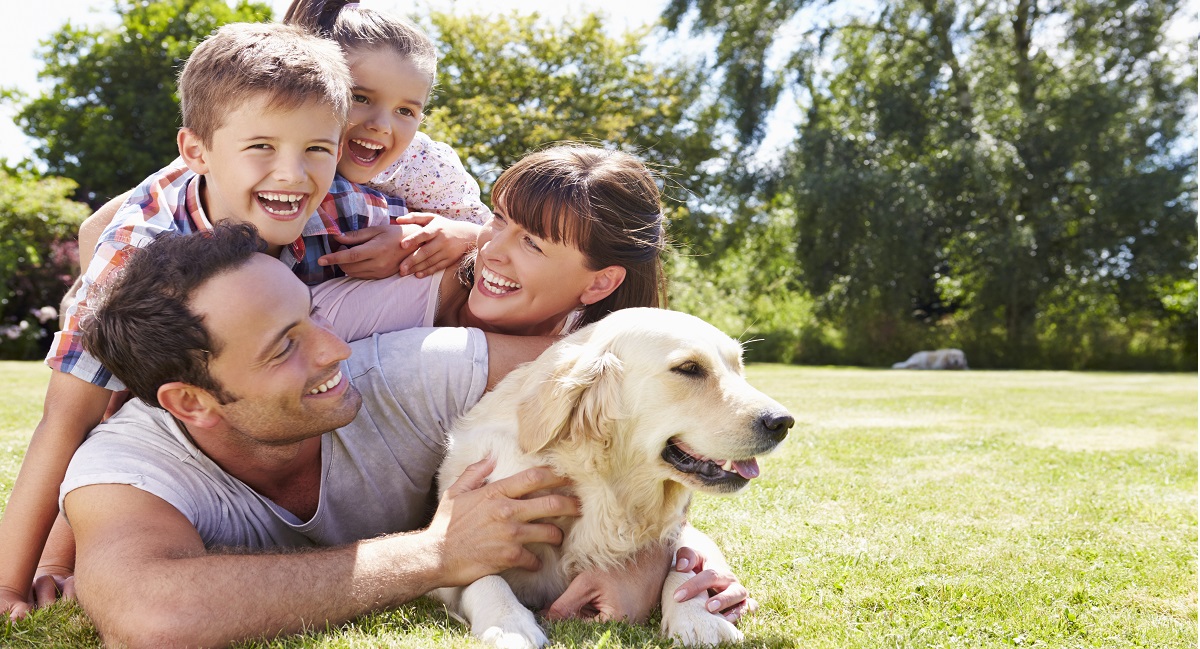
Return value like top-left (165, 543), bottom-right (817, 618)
top-left (517, 341), bottom-right (624, 454)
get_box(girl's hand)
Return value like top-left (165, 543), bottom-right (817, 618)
top-left (394, 213), bottom-right (482, 278)
top-left (319, 224), bottom-right (420, 279)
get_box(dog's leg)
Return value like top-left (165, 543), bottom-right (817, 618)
top-left (660, 569), bottom-right (743, 647)
top-left (434, 576), bottom-right (548, 649)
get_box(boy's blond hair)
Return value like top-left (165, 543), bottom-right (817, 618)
top-left (179, 22), bottom-right (353, 146)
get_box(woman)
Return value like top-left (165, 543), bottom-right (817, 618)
top-left (313, 144), bottom-right (668, 341)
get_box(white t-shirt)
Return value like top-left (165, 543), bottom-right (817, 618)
top-left (60, 327), bottom-right (488, 549)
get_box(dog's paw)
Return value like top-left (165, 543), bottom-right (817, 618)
top-left (475, 614), bottom-right (548, 649)
top-left (661, 603), bottom-right (744, 647)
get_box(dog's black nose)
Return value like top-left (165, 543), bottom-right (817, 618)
top-left (758, 411), bottom-right (794, 442)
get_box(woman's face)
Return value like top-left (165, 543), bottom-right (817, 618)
top-left (467, 209), bottom-right (612, 336)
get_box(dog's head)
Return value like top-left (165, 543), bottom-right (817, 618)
top-left (517, 308), bottom-right (793, 495)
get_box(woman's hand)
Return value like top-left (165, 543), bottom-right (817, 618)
top-left (670, 545), bottom-right (757, 623)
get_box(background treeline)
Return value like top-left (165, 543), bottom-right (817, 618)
top-left (1, 0), bottom-right (1194, 369)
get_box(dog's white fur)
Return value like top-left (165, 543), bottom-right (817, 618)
top-left (892, 348), bottom-right (968, 370)
top-left (433, 308), bottom-right (793, 648)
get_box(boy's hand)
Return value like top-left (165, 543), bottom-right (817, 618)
top-left (392, 213), bottom-right (482, 278)
top-left (319, 224), bottom-right (421, 279)
top-left (2, 585), bottom-right (32, 620)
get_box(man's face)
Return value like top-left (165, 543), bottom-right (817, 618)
top-left (185, 95), bottom-right (342, 255)
top-left (189, 254), bottom-right (362, 444)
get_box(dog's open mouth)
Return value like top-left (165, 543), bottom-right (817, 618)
top-left (662, 438), bottom-right (760, 489)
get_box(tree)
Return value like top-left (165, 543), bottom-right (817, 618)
top-left (419, 11), bottom-right (730, 253)
top-left (666, 0), bottom-right (1197, 368)
top-left (0, 170), bottom-right (90, 359)
top-left (16, 0), bottom-right (271, 206)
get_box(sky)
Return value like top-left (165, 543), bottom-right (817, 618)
top-left (0, 0), bottom-right (673, 164)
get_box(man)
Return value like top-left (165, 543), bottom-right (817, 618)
top-left (62, 223), bottom-right (675, 646)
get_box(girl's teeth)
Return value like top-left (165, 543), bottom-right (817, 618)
top-left (352, 139), bottom-right (383, 150)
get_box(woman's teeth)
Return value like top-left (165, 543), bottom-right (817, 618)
top-left (309, 371), bottom-right (342, 395)
top-left (481, 268), bottom-right (521, 293)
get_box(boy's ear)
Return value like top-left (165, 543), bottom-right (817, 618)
top-left (579, 266), bottom-right (627, 306)
top-left (157, 381), bottom-right (225, 430)
top-left (177, 128), bottom-right (211, 175)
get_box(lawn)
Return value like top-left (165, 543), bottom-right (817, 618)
top-left (1, 360), bottom-right (1195, 648)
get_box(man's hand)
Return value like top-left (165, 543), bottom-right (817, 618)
top-left (393, 213), bottom-right (481, 278)
top-left (669, 546), bottom-right (757, 623)
top-left (318, 224), bottom-right (421, 279)
top-left (544, 541), bottom-right (673, 623)
top-left (427, 458), bottom-right (579, 588)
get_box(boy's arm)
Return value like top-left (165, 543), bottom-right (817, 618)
top-left (65, 461), bottom-right (576, 646)
top-left (0, 372), bottom-right (110, 618)
top-left (77, 191), bottom-right (131, 272)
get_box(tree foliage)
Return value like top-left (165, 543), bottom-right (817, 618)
top-left (0, 170), bottom-right (90, 359)
top-left (667, 0), bottom-right (1197, 368)
top-left (419, 11), bottom-right (729, 252)
top-left (16, 0), bottom-right (271, 206)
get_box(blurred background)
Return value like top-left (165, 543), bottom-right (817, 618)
top-left (0, 0), bottom-right (1194, 370)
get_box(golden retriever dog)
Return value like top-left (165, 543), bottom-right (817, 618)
top-left (891, 348), bottom-right (968, 370)
top-left (432, 308), bottom-right (794, 648)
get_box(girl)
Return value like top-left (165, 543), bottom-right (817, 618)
top-left (286, 0), bottom-right (489, 278)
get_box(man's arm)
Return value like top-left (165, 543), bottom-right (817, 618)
top-left (66, 460), bottom-right (578, 647)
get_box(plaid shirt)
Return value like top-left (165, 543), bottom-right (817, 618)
top-left (47, 158), bottom-right (408, 390)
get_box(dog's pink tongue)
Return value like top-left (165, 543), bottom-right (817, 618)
top-left (733, 458), bottom-right (759, 479)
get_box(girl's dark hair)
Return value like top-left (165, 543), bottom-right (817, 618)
top-left (469, 145), bottom-right (668, 332)
top-left (283, 0), bottom-right (437, 94)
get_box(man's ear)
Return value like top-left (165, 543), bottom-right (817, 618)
top-left (157, 381), bottom-right (224, 430)
top-left (177, 128), bottom-right (211, 175)
top-left (579, 266), bottom-right (627, 306)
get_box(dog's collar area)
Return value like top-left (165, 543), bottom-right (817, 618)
top-left (662, 438), bottom-right (755, 491)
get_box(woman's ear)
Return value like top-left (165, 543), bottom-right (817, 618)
top-left (177, 128), bottom-right (211, 175)
top-left (157, 381), bottom-right (224, 430)
top-left (579, 265), bottom-right (627, 306)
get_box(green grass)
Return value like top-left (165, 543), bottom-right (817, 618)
top-left (1, 362), bottom-right (1195, 648)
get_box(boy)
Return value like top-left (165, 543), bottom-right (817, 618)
top-left (0, 21), bottom-right (412, 617)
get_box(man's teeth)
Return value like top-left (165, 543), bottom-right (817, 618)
top-left (309, 371), bottom-right (342, 395)
top-left (481, 268), bottom-right (521, 291)
top-left (352, 138), bottom-right (383, 150)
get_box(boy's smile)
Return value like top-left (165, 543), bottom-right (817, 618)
top-left (179, 96), bottom-right (342, 255)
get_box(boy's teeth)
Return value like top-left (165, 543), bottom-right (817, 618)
top-left (258, 192), bottom-right (304, 216)
top-left (309, 371), bottom-right (342, 395)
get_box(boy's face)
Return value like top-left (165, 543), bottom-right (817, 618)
top-left (339, 48), bottom-right (429, 184)
top-left (179, 96), bottom-right (342, 253)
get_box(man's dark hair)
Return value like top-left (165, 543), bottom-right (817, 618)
top-left (81, 223), bottom-right (267, 409)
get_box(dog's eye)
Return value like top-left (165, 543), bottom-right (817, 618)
top-left (672, 360), bottom-right (704, 376)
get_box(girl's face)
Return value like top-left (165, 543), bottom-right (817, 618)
top-left (467, 208), bottom-right (621, 336)
top-left (339, 47), bottom-right (430, 184)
